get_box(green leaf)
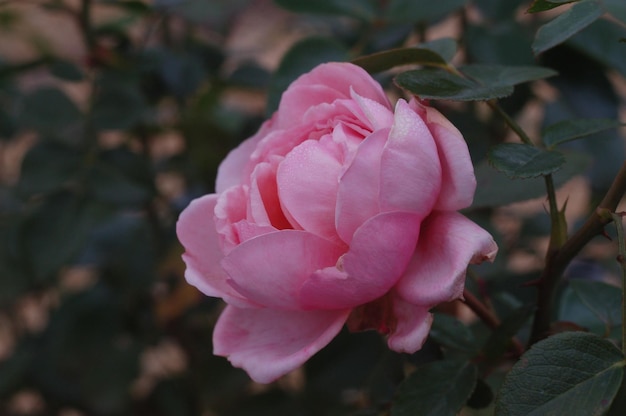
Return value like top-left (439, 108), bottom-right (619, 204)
top-left (570, 279), bottom-right (622, 333)
top-left (543, 118), bottom-right (624, 148)
top-left (391, 360), bottom-right (478, 416)
top-left (472, 151), bottom-right (590, 208)
top-left (18, 142), bottom-right (82, 197)
top-left (267, 37), bottom-right (348, 115)
top-left (532, 0), bottom-right (604, 55)
top-left (482, 305), bottom-right (533, 363)
top-left (420, 38), bottom-right (458, 62)
top-left (488, 143), bottom-right (566, 178)
top-left (604, 0), bottom-right (626, 25)
top-left (92, 73), bottom-right (147, 131)
top-left (384, 0), bottom-right (467, 23)
top-left (430, 313), bottom-right (480, 355)
top-left (274, 0), bottom-right (379, 20)
top-left (461, 64), bottom-right (557, 87)
top-left (528, 0), bottom-right (582, 13)
top-left (18, 87), bottom-right (82, 133)
top-left (352, 47), bottom-right (448, 74)
top-left (495, 332), bottom-right (625, 415)
top-left (396, 64), bottom-right (556, 101)
top-left (49, 60), bottom-right (85, 82)
top-left (396, 68), bottom-right (513, 101)
top-left (568, 19), bottom-right (626, 77)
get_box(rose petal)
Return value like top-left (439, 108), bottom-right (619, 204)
top-left (300, 211), bottom-right (421, 310)
top-left (176, 195), bottom-right (251, 307)
top-left (221, 230), bottom-right (346, 309)
top-left (395, 211), bottom-right (498, 306)
top-left (335, 129), bottom-right (388, 243)
top-left (380, 100), bottom-right (442, 218)
top-left (248, 158), bottom-right (291, 229)
top-left (214, 306), bottom-right (350, 383)
top-left (276, 139), bottom-right (344, 241)
top-left (216, 117), bottom-right (275, 193)
top-left (410, 99), bottom-right (476, 210)
top-left (277, 63), bottom-right (389, 128)
top-left (351, 89), bottom-right (394, 130)
top-left (387, 293), bottom-right (433, 353)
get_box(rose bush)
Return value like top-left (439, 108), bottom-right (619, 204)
top-left (177, 62), bottom-right (497, 383)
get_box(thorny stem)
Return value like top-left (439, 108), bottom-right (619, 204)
top-left (529, 161), bottom-right (626, 345)
top-left (609, 213), bottom-right (626, 355)
top-left (462, 288), bottom-right (500, 330)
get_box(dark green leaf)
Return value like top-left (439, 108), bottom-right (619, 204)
top-left (472, 151), bottom-right (590, 207)
top-left (568, 19), bottom-right (626, 77)
top-left (352, 47), bottom-right (448, 74)
top-left (604, 0), bottom-right (626, 25)
top-left (267, 37), bottom-right (348, 115)
top-left (474, 0), bottom-right (529, 19)
top-left (461, 64), bottom-right (557, 86)
top-left (488, 143), bottom-right (566, 178)
top-left (482, 305), bottom-right (533, 363)
top-left (274, 0), bottom-right (379, 20)
top-left (558, 285), bottom-right (617, 338)
top-left (570, 279), bottom-right (622, 333)
top-left (420, 38), bottom-right (458, 62)
top-left (528, 0), bottom-right (582, 13)
top-left (466, 378), bottom-right (494, 409)
top-left (18, 142), bottom-right (82, 197)
top-left (92, 75), bottom-right (147, 130)
top-left (50, 60), bottom-right (85, 82)
top-left (543, 118), bottom-right (624, 148)
top-left (466, 22), bottom-right (535, 66)
top-left (384, 0), bottom-right (467, 23)
top-left (396, 68), bottom-right (513, 101)
top-left (18, 87), bottom-right (82, 133)
top-left (496, 332), bottom-right (625, 415)
top-left (532, 0), bottom-right (604, 55)
top-left (391, 360), bottom-right (477, 416)
top-left (429, 313), bottom-right (480, 355)
top-left (396, 65), bottom-right (555, 101)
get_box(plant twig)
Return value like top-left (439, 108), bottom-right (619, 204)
top-left (487, 100), bottom-right (534, 146)
top-left (528, 161), bottom-right (626, 345)
top-left (609, 212), bottom-right (626, 354)
top-left (462, 288), bottom-right (500, 330)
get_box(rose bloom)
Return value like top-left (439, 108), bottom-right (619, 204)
top-left (177, 62), bottom-right (497, 383)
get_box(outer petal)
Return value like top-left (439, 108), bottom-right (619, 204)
top-left (380, 100), bottom-right (442, 218)
top-left (276, 139), bottom-right (343, 241)
top-left (221, 230), bottom-right (346, 310)
top-left (395, 211), bottom-right (498, 306)
top-left (176, 195), bottom-right (250, 307)
top-left (387, 293), bottom-right (433, 353)
top-left (410, 99), bottom-right (476, 210)
top-left (300, 211), bottom-right (421, 310)
top-left (216, 117), bottom-right (275, 193)
top-left (213, 306), bottom-right (350, 383)
top-left (335, 129), bottom-right (388, 244)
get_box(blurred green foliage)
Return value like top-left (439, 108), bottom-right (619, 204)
top-left (0, 0), bottom-right (624, 415)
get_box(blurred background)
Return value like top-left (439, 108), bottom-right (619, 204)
top-left (0, 0), bottom-right (624, 415)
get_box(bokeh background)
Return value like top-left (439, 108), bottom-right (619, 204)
top-left (0, 0), bottom-right (625, 415)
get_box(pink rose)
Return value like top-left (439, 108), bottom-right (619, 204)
top-left (177, 62), bottom-right (497, 383)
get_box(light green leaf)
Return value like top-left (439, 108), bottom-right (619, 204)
top-left (543, 118), bottom-right (624, 148)
top-left (532, 0), bottom-right (604, 55)
top-left (496, 332), bottom-right (625, 415)
top-left (488, 143), bottom-right (566, 178)
top-left (391, 360), bottom-right (477, 416)
top-left (352, 47), bottom-right (448, 74)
